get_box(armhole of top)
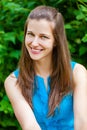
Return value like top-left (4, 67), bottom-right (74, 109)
top-left (70, 61), bottom-right (77, 70)
top-left (13, 69), bottom-right (19, 78)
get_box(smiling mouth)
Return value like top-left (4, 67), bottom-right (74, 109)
top-left (31, 48), bottom-right (43, 54)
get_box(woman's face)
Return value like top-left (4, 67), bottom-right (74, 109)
top-left (25, 19), bottom-right (55, 62)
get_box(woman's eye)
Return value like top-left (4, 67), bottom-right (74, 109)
top-left (41, 36), bottom-right (49, 39)
top-left (27, 32), bottom-right (34, 37)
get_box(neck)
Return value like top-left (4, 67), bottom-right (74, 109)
top-left (34, 59), bottom-right (52, 79)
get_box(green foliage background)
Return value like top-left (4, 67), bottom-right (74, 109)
top-left (0, 0), bottom-right (87, 129)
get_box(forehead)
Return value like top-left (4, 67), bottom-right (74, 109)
top-left (27, 19), bottom-right (55, 34)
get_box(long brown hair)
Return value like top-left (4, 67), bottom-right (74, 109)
top-left (17, 5), bottom-right (74, 115)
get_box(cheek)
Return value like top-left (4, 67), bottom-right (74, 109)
top-left (48, 40), bottom-right (54, 49)
top-left (25, 37), bottom-right (32, 45)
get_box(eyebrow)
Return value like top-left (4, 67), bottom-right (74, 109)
top-left (40, 33), bottom-right (50, 36)
top-left (27, 30), bottom-right (50, 37)
top-left (27, 31), bottom-right (33, 33)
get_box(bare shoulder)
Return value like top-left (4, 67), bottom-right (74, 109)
top-left (73, 63), bottom-right (87, 75)
top-left (4, 73), bottom-right (22, 105)
top-left (4, 72), bottom-right (20, 94)
top-left (73, 63), bottom-right (87, 87)
top-left (73, 64), bottom-right (87, 129)
top-left (4, 72), bottom-right (17, 88)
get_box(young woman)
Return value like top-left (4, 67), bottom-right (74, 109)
top-left (4, 5), bottom-right (87, 130)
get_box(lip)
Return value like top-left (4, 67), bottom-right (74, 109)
top-left (30, 48), bottom-right (43, 54)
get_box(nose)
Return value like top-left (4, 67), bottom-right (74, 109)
top-left (32, 36), bottom-right (39, 46)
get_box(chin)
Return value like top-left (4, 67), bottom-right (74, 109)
top-left (30, 56), bottom-right (41, 61)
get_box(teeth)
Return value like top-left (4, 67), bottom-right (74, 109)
top-left (32, 48), bottom-right (41, 52)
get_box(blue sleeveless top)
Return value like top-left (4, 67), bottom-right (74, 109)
top-left (14, 61), bottom-right (76, 130)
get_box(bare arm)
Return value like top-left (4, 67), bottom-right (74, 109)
top-left (73, 64), bottom-right (87, 130)
top-left (4, 73), bottom-right (41, 130)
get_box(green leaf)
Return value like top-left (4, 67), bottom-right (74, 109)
top-left (55, 0), bottom-right (64, 4)
top-left (4, 32), bottom-right (16, 44)
top-left (4, 2), bottom-right (22, 11)
top-left (82, 34), bottom-right (87, 42)
top-left (0, 44), bottom-right (7, 52)
top-left (82, 0), bottom-right (87, 2)
top-left (27, 1), bottom-right (38, 8)
top-left (79, 4), bottom-right (87, 13)
top-left (69, 44), bottom-right (76, 53)
top-left (16, 31), bottom-right (24, 42)
top-left (0, 95), bottom-right (13, 114)
top-left (70, 20), bottom-right (81, 26)
top-left (76, 12), bottom-right (85, 20)
top-left (65, 24), bottom-right (72, 29)
top-left (79, 46), bottom-right (87, 55)
top-left (9, 50), bottom-right (20, 59)
top-left (75, 38), bottom-right (81, 44)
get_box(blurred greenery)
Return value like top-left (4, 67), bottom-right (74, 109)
top-left (0, 0), bottom-right (87, 129)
